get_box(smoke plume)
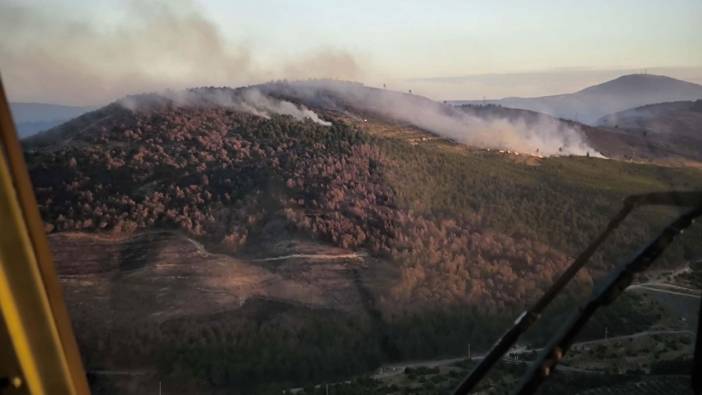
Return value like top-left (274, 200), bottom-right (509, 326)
top-left (120, 80), bottom-right (599, 156)
top-left (260, 80), bottom-right (601, 156)
top-left (118, 87), bottom-right (331, 126)
top-left (0, 1), bottom-right (363, 106)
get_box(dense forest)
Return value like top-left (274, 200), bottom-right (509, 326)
top-left (24, 99), bottom-right (702, 393)
top-left (26, 104), bottom-right (582, 310)
top-left (83, 294), bottom-right (662, 394)
top-left (26, 103), bottom-right (702, 309)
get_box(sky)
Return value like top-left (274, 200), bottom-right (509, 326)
top-left (1, 0), bottom-right (701, 105)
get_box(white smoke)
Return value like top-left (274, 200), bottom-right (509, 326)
top-left (0, 1), bottom-right (363, 105)
top-left (239, 90), bottom-right (331, 126)
top-left (119, 80), bottom-right (601, 156)
top-left (259, 80), bottom-right (602, 157)
top-left (118, 87), bottom-right (331, 126)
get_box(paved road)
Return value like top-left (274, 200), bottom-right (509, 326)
top-left (569, 329), bottom-right (693, 348)
top-left (629, 284), bottom-right (701, 298)
top-left (371, 328), bottom-right (695, 380)
top-left (629, 265), bottom-right (700, 299)
top-left (499, 358), bottom-right (606, 375)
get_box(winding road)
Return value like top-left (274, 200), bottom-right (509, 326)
top-left (251, 252), bottom-right (366, 262)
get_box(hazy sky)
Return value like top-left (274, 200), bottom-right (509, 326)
top-left (1, 0), bottom-right (701, 105)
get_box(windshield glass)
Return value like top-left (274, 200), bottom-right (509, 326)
top-left (2, 1), bottom-right (701, 394)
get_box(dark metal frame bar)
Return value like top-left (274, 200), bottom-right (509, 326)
top-left (453, 191), bottom-right (702, 394)
top-left (513, 204), bottom-right (702, 394)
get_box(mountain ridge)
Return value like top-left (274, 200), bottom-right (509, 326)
top-left (449, 74), bottom-right (702, 124)
top-left (23, 83), bottom-right (702, 392)
top-left (10, 101), bottom-right (95, 137)
top-left (26, 80), bottom-right (599, 157)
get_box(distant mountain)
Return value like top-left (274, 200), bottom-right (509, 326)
top-left (597, 99), bottom-right (702, 136)
top-left (10, 102), bottom-right (94, 137)
top-left (450, 74), bottom-right (702, 124)
top-left (592, 100), bottom-right (702, 162)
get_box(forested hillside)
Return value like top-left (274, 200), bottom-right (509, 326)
top-left (24, 95), bottom-right (702, 393)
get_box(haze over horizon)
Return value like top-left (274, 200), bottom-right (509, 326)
top-left (1, 0), bottom-right (701, 105)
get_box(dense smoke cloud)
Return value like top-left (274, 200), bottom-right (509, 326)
top-left (0, 1), bottom-right (362, 105)
top-left (260, 80), bottom-right (601, 156)
top-left (238, 89), bottom-right (331, 125)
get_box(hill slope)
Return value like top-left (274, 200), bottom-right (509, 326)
top-left (26, 81), bottom-right (597, 156)
top-left (451, 74), bottom-right (702, 124)
top-left (595, 100), bottom-right (702, 162)
top-left (24, 84), bottom-right (702, 393)
top-left (597, 100), bottom-right (702, 138)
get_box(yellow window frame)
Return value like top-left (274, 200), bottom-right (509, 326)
top-left (0, 76), bottom-right (90, 395)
